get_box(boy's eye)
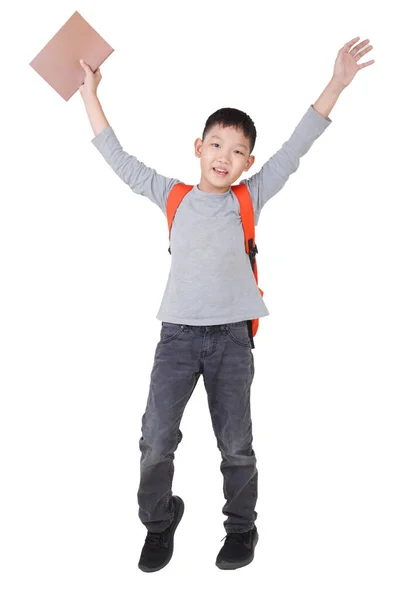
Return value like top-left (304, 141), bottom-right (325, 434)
top-left (212, 143), bottom-right (243, 155)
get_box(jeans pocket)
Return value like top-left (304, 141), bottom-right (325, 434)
top-left (226, 323), bottom-right (251, 348)
top-left (159, 322), bottom-right (185, 345)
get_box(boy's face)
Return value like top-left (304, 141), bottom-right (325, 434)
top-left (194, 124), bottom-right (255, 194)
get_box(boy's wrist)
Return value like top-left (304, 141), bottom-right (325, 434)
top-left (83, 91), bottom-right (98, 103)
top-left (330, 76), bottom-right (346, 93)
top-left (313, 78), bottom-right (345, 119)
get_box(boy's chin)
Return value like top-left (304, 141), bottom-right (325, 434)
top-left (210, 174), bottom-right (231, 186)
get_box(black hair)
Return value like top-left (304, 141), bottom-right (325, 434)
top-left (202, 107), bottom-right (256, 155)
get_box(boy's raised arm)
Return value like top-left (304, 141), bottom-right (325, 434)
top-left (241, 36), bottom-right (375, 225)
top-left (239, 104), bottom-right (332, 225)
top-left (79, 59), bottom-right (181, 214)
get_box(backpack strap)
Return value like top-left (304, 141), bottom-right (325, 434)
top-left (232, 183), bottom-right (264, 348)
top-left (166, 183), bottom-right (194, 254)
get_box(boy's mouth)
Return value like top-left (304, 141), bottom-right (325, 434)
top-left (213, 168), bottom-right (229, 177)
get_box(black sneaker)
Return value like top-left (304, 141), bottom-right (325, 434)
top-left (215, 526), bottom-right (259, 570)
top-left (138, 495), bottom-right (184, 572)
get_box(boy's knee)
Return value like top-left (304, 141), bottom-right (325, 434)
top-left (139, 428), bottom-right (183, 462)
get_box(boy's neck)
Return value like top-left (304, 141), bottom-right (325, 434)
top-left (197, 179), bottom-right (231, 194)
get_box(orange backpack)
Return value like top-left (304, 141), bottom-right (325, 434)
top-left (166, 183), bottom-right (264, 349)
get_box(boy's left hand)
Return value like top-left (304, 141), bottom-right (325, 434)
top-left (332, 36), bottom-right (375, 88)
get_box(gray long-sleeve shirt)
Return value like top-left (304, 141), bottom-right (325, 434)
top-left (91, 104), bottom-right (332, 325)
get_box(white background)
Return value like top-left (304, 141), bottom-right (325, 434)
top-left (1, 0), bottom-right (399, 598)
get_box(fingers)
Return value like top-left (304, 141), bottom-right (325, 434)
top-left (80, 58), bottom-right (93, 73)
top-left (359, 60), bottom-right (375, 68)
top-left (345, 36), bottom-right (360, 48)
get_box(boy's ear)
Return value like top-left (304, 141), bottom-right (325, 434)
top-left (243, 155), bottom-right (255, 172)
top-left (194, 137), bottom-right (203, 158)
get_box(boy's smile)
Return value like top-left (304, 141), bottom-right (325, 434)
top-left (194, 124), bottom-right (255, 194)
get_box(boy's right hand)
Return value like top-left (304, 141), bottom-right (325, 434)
top-left (79, 59), bottom-right (102, 100)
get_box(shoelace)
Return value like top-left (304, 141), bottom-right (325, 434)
top-left (220, 532), bottom-right (249, 544)
top-left (145, 530), bottom-right (168, 548)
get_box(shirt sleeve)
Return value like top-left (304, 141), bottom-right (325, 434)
top-left (91, 126), bottom-right (183, 216)
top-left (239, 104), bottom-right (332, 225)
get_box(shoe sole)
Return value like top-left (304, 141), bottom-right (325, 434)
top-left (138, 495), bottom-right (185, 573)
top-left (215, 530), bottom-right (259, 570)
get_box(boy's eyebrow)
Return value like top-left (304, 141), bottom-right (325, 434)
top-left (210, 135), bottom-right (248, 149)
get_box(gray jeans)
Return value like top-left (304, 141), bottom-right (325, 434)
top-left (137, 320), bottom-right (257, 534)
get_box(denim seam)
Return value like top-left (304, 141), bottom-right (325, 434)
top-left (226, 327), bottom-right (251, 348)
top-left (159, 328), bottom-right (185, 345)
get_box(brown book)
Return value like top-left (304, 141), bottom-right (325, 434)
top-left (29, 11), bottom-right (114, 101)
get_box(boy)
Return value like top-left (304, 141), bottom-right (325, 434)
top-left (79, 36), bottom-right (374, 572)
